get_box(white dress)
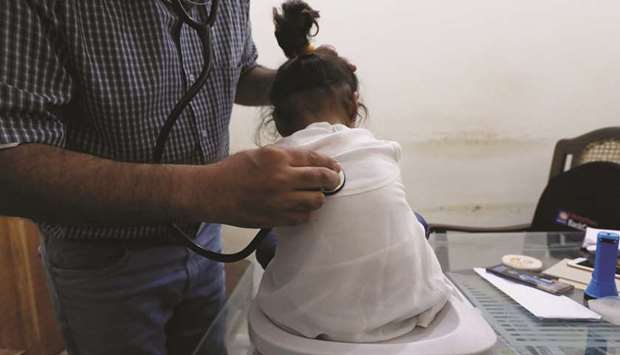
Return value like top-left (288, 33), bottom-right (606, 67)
top-left (256, 122), bottom-right (448, 342)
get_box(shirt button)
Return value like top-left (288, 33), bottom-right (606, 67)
top-left (188, 73), bottom-right (196, 82)
top-left (201, 130), bottom-right (208, 139)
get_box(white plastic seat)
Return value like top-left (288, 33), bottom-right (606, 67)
top-left (249, 283), bottom-right (498, 355)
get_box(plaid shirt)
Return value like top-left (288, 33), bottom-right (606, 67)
top-left (0, 0), bottom-right (258, 239)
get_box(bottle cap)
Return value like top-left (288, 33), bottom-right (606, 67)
top-left (502, 254), bottom-right (543, 271)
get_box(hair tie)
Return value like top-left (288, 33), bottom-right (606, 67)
top-left (304, 43), bottom-right (316, 55)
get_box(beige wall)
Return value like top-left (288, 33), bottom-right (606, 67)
top-left (224, 1), bottom-right (620, 249)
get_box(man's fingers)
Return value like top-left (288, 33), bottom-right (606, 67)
top-left (287, 149), bottom-right (341, 172)
top-left (255, 191), bottom-right (325, 226)
top-left (221, 147), bottom-right (342, 228)
top-left (291, 167), bottom-right (340, 191)
top-left (285, 149), bottom-right (341, 192)
top-left (289, 166), bottom-right (340, 192)
top-left (282, 190), bottom-right (326, 212)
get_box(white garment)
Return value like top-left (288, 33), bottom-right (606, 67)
top-left (257, 122), bottom-right (448, 342)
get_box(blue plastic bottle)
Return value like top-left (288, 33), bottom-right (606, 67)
top-left (585, 232), bottom-right (619, 300)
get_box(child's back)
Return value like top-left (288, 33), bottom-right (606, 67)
top-left (257, 122), bottom-right (448, 342)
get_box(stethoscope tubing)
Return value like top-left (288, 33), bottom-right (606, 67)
top-left (152, 0), bottom-right (218, 163)
top-left (173, 225), bottom-right (274, 263)
top-left (153, 0), bottom-right (344, 263)
top-left (172, 171), bottom-right (345, 263)
top-left (154, 0), bottom-right (272, 263)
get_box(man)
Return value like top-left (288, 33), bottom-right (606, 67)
top-left (0, 1), bottom-right (340, 354)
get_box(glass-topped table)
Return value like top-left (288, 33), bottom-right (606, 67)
top-left (194, 232), bottom-right (620, 355)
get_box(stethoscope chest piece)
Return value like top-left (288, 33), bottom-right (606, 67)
top-left (323, 170), bottom-right (346, 196)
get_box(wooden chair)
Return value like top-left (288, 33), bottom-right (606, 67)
top-left (548, 127), bottom-right (620, 180)
top-left (0, 218), bottom-right (65, 355)
top-left (429, 127), bottom-right (620, 234)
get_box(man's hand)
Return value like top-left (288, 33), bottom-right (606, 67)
top-left (192, 146), bottom-right (341, 228)
top-left (0, 144), bottom-right (340, 228)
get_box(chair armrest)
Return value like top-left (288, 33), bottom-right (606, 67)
top-left (429, 223), bottom-right (533, 234)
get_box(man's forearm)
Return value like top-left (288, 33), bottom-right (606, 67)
top-left (0, 144), bottom-right (213, 226)
top-left (235, 65), bottom-right (276, 106)
top-left (0, 142), bottom-right (342, 229)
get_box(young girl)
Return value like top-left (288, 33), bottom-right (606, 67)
top-left (256, 0), bottom-right (448, 342)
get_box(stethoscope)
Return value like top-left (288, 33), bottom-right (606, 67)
top-left (155, 0), bottom-right (345, 263)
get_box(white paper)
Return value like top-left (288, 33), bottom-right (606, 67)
top-left (583, 227), bottom-right (620, 252)
top-left (0, 142), bottom-right (19, 150)
top-left (474, 268), bottom-right (601, 320)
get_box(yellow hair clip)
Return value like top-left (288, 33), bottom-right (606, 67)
top-left (304, 43), bottom-right (316, 54)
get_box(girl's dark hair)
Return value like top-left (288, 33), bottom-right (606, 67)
top-left (262, 0), bottom-right (365, 139)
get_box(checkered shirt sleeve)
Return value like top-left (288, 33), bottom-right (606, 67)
top-left (240, 6), bottom-right (258, 73)
top-left (0, 1), bottom-right (70, 149)
top-left (0, 0), bottom-right (259, 240)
